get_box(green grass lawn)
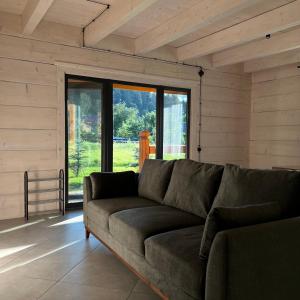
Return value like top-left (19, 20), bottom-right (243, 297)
top-left (68, 141), bottom-right (185, 194)
top-left (69, 141), bottom-right (139, 193)
top-left (113, 142), bottom-right (139, 172)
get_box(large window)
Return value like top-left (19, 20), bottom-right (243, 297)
top-left (113, 84), bottom-right (157, 172)
top-left (65, 75), bottom-right (190, 208)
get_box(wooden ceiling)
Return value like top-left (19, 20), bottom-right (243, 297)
top-left (1, 0), bottom-right (300, 72)
top-left (113, 0), bottom-right (199, 38)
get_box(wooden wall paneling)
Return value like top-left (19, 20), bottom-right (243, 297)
top-left (250, 63), bottom-right (300, 169)
top-left (0, 129), bottom-right (56, 150)
top-left (252, 76), bottom-right (300, 98)
top-left (252, 63), bottom-right (300, 83)
top-left (202, 101), bottom-right (249, 118)
top-left (252, 110), bottom-right (300, 127)
top-left (202, 85), bottom-right (250, 103)
top-left (56, 67), bottom-right (65, 172)
top-left (0, 106), bottom-right (57, 130)
top-left (0, 45), bottom-right (59, 219)
top-left (189, 85), bottom-right (200, 161)
top-left (0, 34), bottom-right (199, 82)
top-left (252, 93), bottom-right (300, 113)
top-left (0, 150), bottom-right (57, 173)
top-left (0, 81), bottom-right (57, 108)
top-left (201, 116), bottom-right (249, 133)
top-left (0, 58), bottom-right (56, 85)
top-left (250, 140), bottom-right (300, 157)
top-left (201, 132), bottom-right (247, 147)
top-left (203, 69), bottom-right (251, 90)
top-left (250, 154), bottom-right (300, 169)
top-left (250, 126), bottom-right (300, 142)
top-left (200, 70), bottom-right (251, 167)
top-left (201, 147), bottom-right (247, 162)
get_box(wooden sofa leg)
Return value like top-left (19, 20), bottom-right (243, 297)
top-left (85, 227), bottom-right (90, 239)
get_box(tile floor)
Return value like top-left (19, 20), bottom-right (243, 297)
top-left (0, 211), bottom-right (161, 300)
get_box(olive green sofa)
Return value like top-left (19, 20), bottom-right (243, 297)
top-left (83, 159), bottom-right (300, 300)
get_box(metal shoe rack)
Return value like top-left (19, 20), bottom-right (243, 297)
top-left (24, 169), bottom-right (65, 220)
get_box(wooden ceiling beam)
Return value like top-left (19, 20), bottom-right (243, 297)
top-left (212, 27), bottom-right (300, 67)
top-left (135, 0), bottom-right (258, 54)
top-left (84, 0), bottom-right (160, 47)
top-left (22, 0), bottom-right (55, 35)
top-left (177, 0), bottom-right (300, 61)
top-left (244, 48), bottom-right (300, 73)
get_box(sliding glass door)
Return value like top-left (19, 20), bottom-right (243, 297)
top-left (66, 76), bottom-right (103, 208)
top-left (65, 75), bottom-right (190, 208)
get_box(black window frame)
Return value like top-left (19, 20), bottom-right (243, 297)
top-left (65, 74), bottom-right (191, 209)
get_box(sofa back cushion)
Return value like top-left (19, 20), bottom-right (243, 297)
top-left (90, 171), bottom-right (138, 199)
top-left (163, 160), bottom-right (224, 219)
top-left (199, 202), bottom-right (282, 260)
top-left (213, 164), bottom-right (300, 217)
top-left (138, 159), bottom-right (175, 203)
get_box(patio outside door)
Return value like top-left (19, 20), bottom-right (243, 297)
top-left (65, 75), bottom-right (190, 209)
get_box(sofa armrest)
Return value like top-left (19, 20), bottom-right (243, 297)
top-left (84, 171), bottom-right (139, 201)
top-left (205, 217), bottom-right (300, 300)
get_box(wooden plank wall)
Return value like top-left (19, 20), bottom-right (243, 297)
top-left (0, 12), bottom-right (251, 220)
top-left (200, 69), bottom-right (251, 166)
top-left (0, 59), bottom-right (59, 219)
top-left (250, 63), bottom-right (300, 169)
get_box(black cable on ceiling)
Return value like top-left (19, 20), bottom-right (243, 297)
top-left (85, 0), bottom-right (110, 7)
top-left (83, 0), bottom-right (111, 34)
top-left (82, 44), bottom-right (203, 69)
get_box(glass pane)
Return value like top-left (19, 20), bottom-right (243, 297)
top-left (67, 78), bottom-right (102, 203)
top-left (113, 84), bottom-right (157, 172)
top-left (163, 90), bottom-right (188, 160)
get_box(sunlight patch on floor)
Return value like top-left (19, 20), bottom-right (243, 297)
top-left (0, 244), bottom-right (36, 259)
top-left (0, 219), bottom-right (45, 234)
top-left (47, 215), bottom-right (61, 220)
top-left (49, 215), bottom-right (83, 227)
top-left (0, 239), bottom-right (82, 274)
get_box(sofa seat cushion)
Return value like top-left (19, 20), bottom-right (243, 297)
top-left (145, 226), bottom-right (206, 299)
top-left (164, 159), bottom-right (224, 218)
top-left (109, 206), bottom-right (204, 256)
top-left (87, 197), bottom-right (160, 230)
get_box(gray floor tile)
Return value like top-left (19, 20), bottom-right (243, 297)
top-left (0, 272), bottom-right (55, 300)
top-left (0, 211), bottom-right (160, 300)
top-left (128, 292), bottom-right (161, 300)
top-left (132, 280), bottom-right (157, 294)
top-left (62, 252), bottom-right (138, 292)
top-left (39, 282), bottom-right (129, 300)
